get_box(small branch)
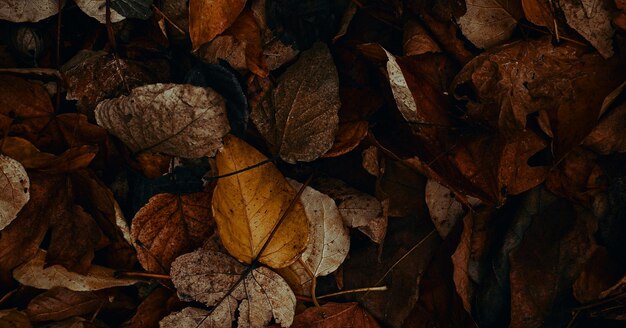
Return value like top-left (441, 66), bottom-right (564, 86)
top-left (115, 271), bottom-right (171, 280)
top-left (152, 4), bottom-right (186, 35)
top-left (204, 157), bottom-right (277, 181)
top-left (318, 286), bottom-right (388, 299)
top-left (298, 258), bottom-right (320, 307)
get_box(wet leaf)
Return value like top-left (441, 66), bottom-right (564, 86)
top-left (212, 135), bottom-right (308, 268)
top-left (189, 0), bottom-right (246, 50)
top-left (167, 249), bottom-right (296, 327)
top-left (13, 250), bottom-right (139, 291)
top-left (95, 84), bottom-right (230, 158)
top-left (252, 42), bottom-right (340, 163)
top-left (0, 154), bottom-right (29, 231)
top-left (131, 191), bottom-right (215, 273)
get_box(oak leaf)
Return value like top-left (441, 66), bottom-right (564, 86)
top-left (189, 0), bottom-right (246, 50)
top-left (0, 154), bottom-right (29, 231)
top-left (13, 250), bottom-right (139, 291)
top-left (95, 84), bottom-right (230, 158)
top-left (131, 191), bottom-right (215, 273)
top-left (166, 249), bottom-right (296, 327)
top-left (251, 43), bottom-right (340, 163)
top-left (458, 0), bottom-right (523, 49)
top-left (212, 135), bottom-right (308, 268)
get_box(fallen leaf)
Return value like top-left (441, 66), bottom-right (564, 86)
top-left (25, 287), bottom-right (108, 322)
top-left (0, 309), bottom-right (31, 327)
top-left (0, 0), bottom-right (59, 22)
top-left (75, 0), bottom-right (125, 23)
top-left (252, 42), bottom-right (340, 163)
top-left (322, 121), bottom-right (369, 158)
top-left (188, 0), bottom-right (246, 50)
top-left (0, 154), bottom-right (29, 231)
top-left (212, 135), bottom-right (308, 268)
top-left (545, 147), bottom-right (606, 205)
top-left (509, 200), bottom-right (597, 328)
top-left (573, 246), bottom-right (623, 303)
top-left (583, 103), bottom-right (626, 154)
top-left (95, 83), bottom-right (230, 158)
top-left (121, 288), bottom-right (173, 328)
top-left (289, 302), bottom-right (381, 328)
top-left (376, 157), bottom-right (426, 217)
top-left (282, 179), bottom-right (350, 294)
top-left (131, 191), bottom-right (215, 273)
top-left (167, 249), bottom-right (296, 327)
top-left (458, 0), bottom-right (523, 49)
top-left (403, 20), bottom-right (441, 56)
top-left (160, 306), bottom-right (235, 328)
top-left (110, 0), bottom-right (153, 19)
top-left (135, 152), bottom-right (171, 178)
top-left (13, 250), bottom-right (139, 291)
top-left (561, 0), bottom-right (615, 58)
top-left (314, 178), bottom-right (387, 244)
top-left (61, 50), bottom-right (169, 117)
top-left (452, 37), bottom-right (625, 161)
top-left (522, 0), bottom-right (556, 32)
top-left (425, 179), bottom-right (480, 238)
top-left (0, 137), bottom-right (97, 174)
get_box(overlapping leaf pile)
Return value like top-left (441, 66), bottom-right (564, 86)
top-left (1, 0), bottom-right (626, 327)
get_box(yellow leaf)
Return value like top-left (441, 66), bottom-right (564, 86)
top-left (211, 135), bottom-right (308, 268)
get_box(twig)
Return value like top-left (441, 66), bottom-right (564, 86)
top-left (298, 258), bottom-right (320, 307)
top-left (204, 157), bottom-right (277, 181)
top-left (152, 4), bottom-right (185, 35)
top-left (318, 286), bottom-right (388, 299)
top-left (115, 271), bottom-right (171, 280)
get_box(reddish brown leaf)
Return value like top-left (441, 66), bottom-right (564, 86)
top-left (25, 287), bottom-right (107, 322)
top-left (289, 303), bottom-right (381, 328)
top-left (122, 288), bottom-right (173, 328)
top-left (131, 192), bottom-right (215, 273)
top-left (189, 0), bottom-right (246, 50)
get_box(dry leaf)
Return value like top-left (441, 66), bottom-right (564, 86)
top-left (289, 302), bottom-right (381, 328)
top-left (188, 0), bottom-right (246, 50)
top-left (583, 103), bottom-right (626, 154)
top-left (75, 0), bottom-right (125, 23)
top-left (403, 20), bottom-right (441, 56)
top-left (458, 0), bottom-right (523, 48)
top-left (522, 0), bottom-right (556, 32)
top-left (212, 135), bottom-right (308, 268)
top-left (282, 180), bottom-right (350, 294)
top-left (0, 154), bottom-right (29, 231)
top-left (122, 288), bottom-right (172, 328)
top-left (95, 83), bottom-right (230, 158)
top-left (0, 137), bottom-right (97, 174)
top-left (425, 179), bottom-right (480, 238)
top-left (322, 121), bottom-right (369, 158)
top-left (131, 191), bottom-right (215, 273)
top-left (561, 0), bottom-right (615, 58)
top-left (315, 178), bottom-right (387, 244)
top-left (25, 287), bottom-right (108, 322)
top-left (167, 249), bottom-right (296, 327)
top-left (251, 42), bottom-right (340, 163)
top-left (0, 309), bottom-right (31, 328)
top-left (13, 250), bottom-right (139, 291)
top-left (0, 0), bottom-right (59, 22)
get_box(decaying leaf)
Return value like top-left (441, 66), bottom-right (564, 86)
top-left (0, 154), bottom-right (29, 231)
top-left (315, 178), bottom-right (387, 244)
top-left (290, 302), bottom-right (381, 328)
top-left (0, 309), bottom-right (31, 328)
top-left (95, 83), bottom-right (230, 158)
top-left (75, 0), bottom-right (125, 23)
top-left (25, 287), bottom-right (108, 322)
top-left (131, 191), bottom-right (215, 273)
top-left (282, 180), bottom-right (350, 294)
top-left (167, 249), bottom-right (296, 327)
top-left (560, 0), bottom-right (615, 58)
top-left (212, 135), bottom-right (308, 268)
top-left (425, 179), bottom-right (480, 238)
top-left (0, 0), bottom-right (59, 22)
top-left (189, 0), bottom-right (246, 50)
top-left (252, 42), bottom-right (340, 163)
top-left (458, 0), bottom-right (523, 48)
top-left (13, 250), bottom-right (140, 291)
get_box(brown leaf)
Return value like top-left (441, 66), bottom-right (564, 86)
top-left (425, 179), bottom-right (480, 238)
top-left (131, 191), bottom-right (215, 273)
top-left (0, 0), bottom-right (58, 22)
top-left (0, 154), bottom-right (29, 231)
top-left (452, 37), bottom-right (625, 161)
top-left (583, 103), bottom-right (626, 154)
top-left (561, 0), bottom-right (615, 58)
top-left (252, 43), bottom-right (340, 163)
top-left (545, 147), bottom-right (606, 205)
top-left (403, 20), bottom-right (441, 56)
top-left (522, 0), bottom-right (556, 32)
top-left (189, 0), bottom-right (246, 50)
top-left (13, 250), bottom-right (139, 291)
top-left (122, 288), bottom-right (173, 328)
top-left (376, 157), bottom-right (426, 217)
top-left (289, 302), bottom-right (381, 328)
top-left (458, 0), bottom-right (523, 49)
top-left (25, 287), bottom-right (107, 322)
top-left (509, 201), bottom-right (597, 328)
top-left (322, 121), bottom-right (369, 158)
top-left (0, 309), bottom-right (31, 328)
top-left (168, 249), bottom-right (296, 327)
top-left (0, 137), bottom-right (97, 173)
top-left (573, 246), bottom-right (623, 303)
top-left (212, 135), bottom-right (308, 268)
top-left (95, 84), bottom-right (230, 158)
top-left (135, 152), bottom-right (171, 178)
top-left (61, 50), bottom-right (169, 117)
